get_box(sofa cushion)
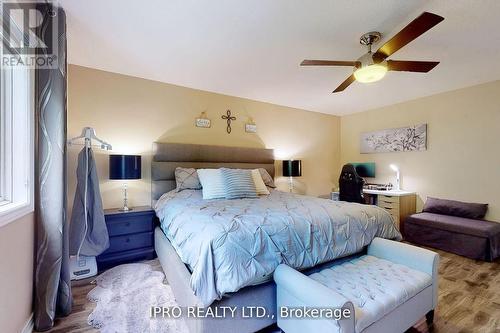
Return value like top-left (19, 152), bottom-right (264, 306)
top-left (309, 255), bottom-right (432, 333)
top-left (406, 212), bottom-right (500, 238)
top-left (423, 197), bottom-right (488, 219)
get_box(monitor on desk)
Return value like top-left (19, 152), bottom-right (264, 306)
top-left (350, 162), bottom-right (376, 178)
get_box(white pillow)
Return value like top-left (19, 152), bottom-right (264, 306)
top-left (197, 169), bottom-right (226, 199)
top-left (252, 169), bottom-right (270, 195)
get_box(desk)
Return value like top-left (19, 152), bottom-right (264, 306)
top-left (363, 189), bottom-right (416, 231)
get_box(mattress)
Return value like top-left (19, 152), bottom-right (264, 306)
top-left (155, 189), bottom-right (401, 306)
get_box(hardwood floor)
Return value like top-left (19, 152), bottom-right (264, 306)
top-left (48, 280), bottom-right (98, 333)
top-left (44, 248), bottom-right (500, 333)
top-left (412, 247), bottom-right (500, 333)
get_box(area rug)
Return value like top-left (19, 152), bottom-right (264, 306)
top-left (87, 263), bottom-right (189, 333)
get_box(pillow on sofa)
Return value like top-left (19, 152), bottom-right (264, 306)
top-left (221, 168), bottom-right (258, 199)
top-left (423, 197), bottom-right (488, 219)
top-left (197, 169), bottom-right (226, 199)
top-left (174, 167), bottom-right (201, 192)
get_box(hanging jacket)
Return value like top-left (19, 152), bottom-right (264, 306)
top-left (69, 147), bottom-right (109, 256)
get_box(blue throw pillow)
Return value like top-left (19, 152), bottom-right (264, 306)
top-left (221, 168), bottom-right (258, 199)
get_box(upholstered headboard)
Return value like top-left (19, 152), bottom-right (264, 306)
top-left (151, 142), bottom-right (275, 202)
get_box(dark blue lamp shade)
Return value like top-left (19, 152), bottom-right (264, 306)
top-left (109, 155), bottom-right (141, 180)
top-left (282, 160), bottom-right (302, 177)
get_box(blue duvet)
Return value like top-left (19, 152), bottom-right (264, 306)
top-left (155, 189), bottom-right (401, 307)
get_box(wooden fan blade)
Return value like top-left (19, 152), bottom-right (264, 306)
top-left (374, 12), bottom-right (444, 60)
top-left (301, 59), bottom-right (360, 67)
top-left (333, 74), bottom-right (355, 93)
top-left (387, 60), bottom-right (439, 72)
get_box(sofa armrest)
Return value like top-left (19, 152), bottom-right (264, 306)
top-left (367, 238), bottom-right (439, 276)
top-left (367, 237), bottom-right (439, 307)
top-left (274, 264), bottom-right (355, 333)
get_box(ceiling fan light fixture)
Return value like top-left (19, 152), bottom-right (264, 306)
top-left (301, 12), bottom-right (444, 92)
top-left (353, 63), bottom-right (387, 83)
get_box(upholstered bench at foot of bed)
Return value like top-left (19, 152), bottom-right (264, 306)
top-left (274, 238), bottom-right (439, 333)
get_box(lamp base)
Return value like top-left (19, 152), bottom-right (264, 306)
top-left (119, 183), bottom-right (131, 212)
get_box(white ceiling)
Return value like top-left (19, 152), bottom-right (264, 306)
top-left (59, 0), bottom-right (500, 115)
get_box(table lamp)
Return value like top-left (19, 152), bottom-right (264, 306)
top-left (283, 160), bottom-right (302, 193)
top-left (109, 155), bottom-right (141, 211)
top-left (389, 164), bottom-right (400, 191)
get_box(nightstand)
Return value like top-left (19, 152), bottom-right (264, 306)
top-left (96, 206), bottom-right (156, 271)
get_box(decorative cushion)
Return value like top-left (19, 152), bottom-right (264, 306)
top-left (251, 169), bottom-right (270, 195)
top-left (258, 168), bottom-right (276, 188)
top-left (221, 168), bottom-right (258, 199)
top-left (197, 169), bottom-right (226, 200)
top-left (174, 167), bottom-right (201, 192)
top-left (423, 197), bottom-right (488, 219)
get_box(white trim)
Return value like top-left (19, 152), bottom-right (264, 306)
top-left (0, 202), bottom-right (34, 227)
top-left (21, 313), bottom-right (33, 333)
top-left (0, 47), bottom-right (35, 228)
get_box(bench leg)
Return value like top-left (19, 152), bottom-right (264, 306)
top-left (425, 310), bottom-right (435, 325)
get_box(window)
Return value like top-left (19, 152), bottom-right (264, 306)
top-left (0, 17), bottom-right (34, 227)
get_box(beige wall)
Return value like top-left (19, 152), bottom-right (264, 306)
top-left (340, 80), bottom-right (500, 221)
top-left (67, 65), bottom-right (499, 221)
top-left (68, 65), bottom-right (341, 209)
top-left (0, 213), bottom-right (34, 333)
top-left (0, 58), bottom-right (495, 333)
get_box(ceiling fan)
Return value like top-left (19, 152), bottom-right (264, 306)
top-left (301, 12), bottom-right (444, 93)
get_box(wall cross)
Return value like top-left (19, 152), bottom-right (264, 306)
top-left (221, 110), bottom-right (236, 134)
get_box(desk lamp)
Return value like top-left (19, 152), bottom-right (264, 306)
top-left (389, 164), bottom-right (400, 191)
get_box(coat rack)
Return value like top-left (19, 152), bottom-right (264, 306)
top-left (67, 127), bottom-right (112, 150)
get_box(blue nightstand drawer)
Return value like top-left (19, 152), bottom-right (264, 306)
top-left (97, 247), bottom-right (156, 271)
top-left (106, 214), bottom-right (154, 237)
top-left (97, 206), bottom-right (156, 271)
top-left (103, 231), bottom-right (153, 255)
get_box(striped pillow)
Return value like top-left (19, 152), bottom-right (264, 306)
top-left (221, 168), bottom-right (258, 199)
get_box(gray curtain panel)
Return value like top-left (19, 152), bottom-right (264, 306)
top-left (34, 5), bottom-right (72, 331)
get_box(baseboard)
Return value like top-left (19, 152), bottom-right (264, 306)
top-left (21, 313), bottom-right (33, 333)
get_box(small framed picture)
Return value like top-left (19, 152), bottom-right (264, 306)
top-left (196, 118), bottom-right (211, 128)
top-left (245, 123), bottom-right (257, 133)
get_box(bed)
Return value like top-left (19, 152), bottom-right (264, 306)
top-left (151, 142), bottom-right (401, 333)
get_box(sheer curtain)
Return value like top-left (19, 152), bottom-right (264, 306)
top-left (33, 4), bottom-right (72, 331)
